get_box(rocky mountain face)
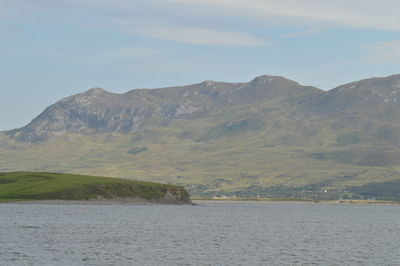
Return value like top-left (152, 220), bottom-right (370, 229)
top-left (6, 75), bottom-right (322, 142)
top-left (306, 74), bottom-right (400, 115)
top-left (302, 74), bottom-right (400, 146)
top-left (3, 73), bottom-right (400, 198)
top-left (6, 73), bottom-right (400, 147)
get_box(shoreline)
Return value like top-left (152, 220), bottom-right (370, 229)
top-left (0, 196), bottom-right (193, 205)
top-left (192, 198), bottom-right (399, 205)
top-left (2, 200), bottom-right (151, 205)
top-left (1, 198), bottom-right (397, 206)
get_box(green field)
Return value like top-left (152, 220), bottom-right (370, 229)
top-left (0, 172), bottom-right (190, 203)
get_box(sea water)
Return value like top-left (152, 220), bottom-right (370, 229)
top-left (1, 201), bottom-right (399, 265)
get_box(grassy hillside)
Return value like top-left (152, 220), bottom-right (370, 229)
top-left (0, 172), bottom-right (191, 203)
top-left (2, 133), bottom-right (400, 200)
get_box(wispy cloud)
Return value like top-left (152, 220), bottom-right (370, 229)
top-left (2, 0), bottom-right (400, 49)
top-left (115, 19), bottom-right (266, 46)
top-left (366, 40), bottom-right (400, 65)
top-left (167, 0), bottom-right (400, 31)
top-left (0, 0), bottom-right (266, 47)
top-left (282, 29), bottom-right (319, 38)
top-left (140, 26), bottom-right (265, 47)
top-left (4, 0), bottom-right (400, 47)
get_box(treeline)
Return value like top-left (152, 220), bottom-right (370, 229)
top-left (349, 180), bottom-right (400, 201)
top-left (190, 181), bottom-right (400, 201)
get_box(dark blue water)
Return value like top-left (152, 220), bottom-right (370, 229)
top-left (1, 201), bottom-right (399, 265)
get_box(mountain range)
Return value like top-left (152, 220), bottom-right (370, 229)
top-left (2, 74), bottom-right (400, 199)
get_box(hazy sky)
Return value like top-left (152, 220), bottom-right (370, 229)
top-left (1, 0), bottom-right (400, 130)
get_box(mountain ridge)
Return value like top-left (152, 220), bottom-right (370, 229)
top-left (4, 74), bottom-right (322, 142)
top-left (2, 73), bottom-right (400, 199)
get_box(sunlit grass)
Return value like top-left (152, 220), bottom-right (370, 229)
top-left (0, 172), bottom-right (188, 202)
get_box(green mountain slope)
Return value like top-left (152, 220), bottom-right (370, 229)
top-left (2, 74), bottom-right (400, 199)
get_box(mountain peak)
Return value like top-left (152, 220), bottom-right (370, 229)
top-left (200, 80), bottom-right (217, 87)
top-left (84, 87), bottom-right (110, 95)
top-left (250, 75), bottom-right (300, 86)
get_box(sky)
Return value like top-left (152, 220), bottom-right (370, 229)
top-left (0, 0), bottom-right (399, 130)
